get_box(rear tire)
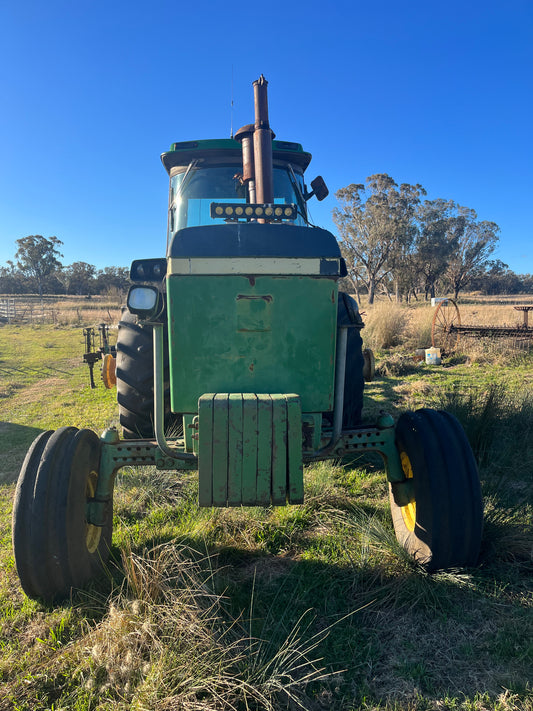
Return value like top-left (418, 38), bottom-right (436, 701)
top-left (390, 408), bottom-right (483, 571)
top-left (12, 427), bottom-right (113, 601)
top-left (338, 292), bottom-right (365, 427)
top-left (116, 308), bottom-right (177, 438)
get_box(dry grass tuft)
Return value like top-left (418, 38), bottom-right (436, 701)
top-left (71, 540), bottom-right (337, 709)
top-left (429, 384), bottom-right (533, 473)
top-left (362, 301), bottom-right (410, 350)
top-left (376, 353), bottom-right (424, 378)
top-left (457, 336), bottom-right (533, 365)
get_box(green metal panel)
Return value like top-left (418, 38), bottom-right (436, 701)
top-left (241, 394), bottom-right (258, 505)
top-left (198, 394), bottom-right (215, 506)
top-left (256, 395), bottom-right (273, 506)
top-left (167, 276), bottom-right (337, 415)
top-left (286, 395), bottom-right (304, 504)
top-left (227, 394), bottom-right (243, 505)
top-left (271, 395), bottom-right (288, 506)
top-left (212, 394), bottom-right (229, 506)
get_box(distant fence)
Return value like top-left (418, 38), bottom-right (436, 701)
top-left (0, 295), bottom-right (122, 326)
top-left (0, 298), bottom-right (17, 322)
top-left (0, 297), bottom-right (46, 323)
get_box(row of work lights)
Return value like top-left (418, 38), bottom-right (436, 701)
top-left (210, 202), bottom-right (298, 221)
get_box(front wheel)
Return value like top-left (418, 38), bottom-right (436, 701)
top-left (390, 408), bottom-right (483, 571)
top-left (12, 427), bottom-right (113, 601)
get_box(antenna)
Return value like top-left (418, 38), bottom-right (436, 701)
top-left (230, 65), bottom-right (234, 138)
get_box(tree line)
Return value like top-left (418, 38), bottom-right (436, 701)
top-left (0, 236), bottom-right (130, 297)
top-left (3, 215), bottom-right (531, 303)
top-left (333, 174), bottom-right (532, 303)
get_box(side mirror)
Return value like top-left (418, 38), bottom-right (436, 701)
top-left (304, 176), bottom-right (329, 202)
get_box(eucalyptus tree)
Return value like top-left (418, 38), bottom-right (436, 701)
top-left (333, 174), bottom-right (425, 304)
top-left (414, 199), bottom-right (463, 299)
top-left (445, 206), bottom-right (499, 298)
top-left (62, 261), bottom-right (97, 295)
top-left (414, 201), bottom-right (500, 299)
top-left (15, 235), bottom-right (64, 297)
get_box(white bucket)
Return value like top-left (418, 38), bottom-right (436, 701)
top-left (425, 347), bottom-right (441, 365)
top-left (431, 297), bottom-right (449, 307)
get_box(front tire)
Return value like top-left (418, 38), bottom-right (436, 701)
top-left (12, 430), bottom-right (53, 599)
top-left (390, 408), bottom-right (483, 571)
top-left (12, 427), bottom-right (113, 601)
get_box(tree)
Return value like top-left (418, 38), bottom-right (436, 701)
top-left (469, 260), bottom-right (524, 295)
top-left (414, 199), bottom-right (462, 299)
top-left (94, 266), bottom-right (130, 295)
top-left (445, 207), bottom-right (499, 299)
top-left (15, 235), bottom-right (63, 297)
top-left (333, 175), bottom-right (425, 304)
top-left (0, 261), bottom-right (29, 294)
top-left (62, 261), bottom-right (97, 295)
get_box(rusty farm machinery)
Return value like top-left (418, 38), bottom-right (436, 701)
top-left (83, 323), bottom-right (117, 389)
top-left (431, 300), bottom-right (533, 353)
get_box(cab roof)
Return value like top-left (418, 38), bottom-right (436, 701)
top-left (161, 138), bottom-right (312, 175)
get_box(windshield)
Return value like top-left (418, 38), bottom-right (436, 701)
top-left (168, 165), bottom-right (307, 241)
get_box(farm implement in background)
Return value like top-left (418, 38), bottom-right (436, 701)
top-left (431, 300), bottom-right (533, 353)
top-left (12, 77), bottom-right (484, 602)
top-left (82, 324), bottom-right (116, 389)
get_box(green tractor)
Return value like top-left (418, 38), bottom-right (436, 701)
top-left (12, 77), bottom-right (483, 601)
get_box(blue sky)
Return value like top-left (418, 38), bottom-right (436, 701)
top-left (1, 0), bottom-right (532, 274)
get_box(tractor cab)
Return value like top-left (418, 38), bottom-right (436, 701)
top-left (162, 138), bottom-right (314, 243)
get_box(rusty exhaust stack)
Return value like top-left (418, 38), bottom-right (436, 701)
top-left (234, 75), bottom-right (275, 211)
top-left (234, 123), bottom-right (256, 203)
top-left (252, 75), bottom-right (274, 204)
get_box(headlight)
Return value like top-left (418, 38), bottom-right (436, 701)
top-left (210, 203), bottom-right (297, 221)
top-left (130, 258), bottom-right (167, 282)
top-left (127, 286), bottom-right (163, 320)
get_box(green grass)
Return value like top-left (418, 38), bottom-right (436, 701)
top-left (0, 317), bottom-right (532, 710)
top-left (0, 324), bottom-right (118, 484)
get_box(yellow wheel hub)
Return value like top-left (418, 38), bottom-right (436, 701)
top-left (85, 471), bottom-right (102, 553)
top-left (399, 451), bottom-right (416, 532)
top-left (101, 354), bottom-right (116, 389)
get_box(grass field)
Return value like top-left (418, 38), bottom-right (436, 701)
top-left (0, 296), bottom-right (531, 710)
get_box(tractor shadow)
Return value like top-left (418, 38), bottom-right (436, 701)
top-left (100, 519), bottom-right (532, 705)
top-left (103, 454), bottom-right (532, 705)
top-left (0, 422), bottom-right (44, 485)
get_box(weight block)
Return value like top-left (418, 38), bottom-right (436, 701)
top-left (198, 393), bottom-right (303, 507)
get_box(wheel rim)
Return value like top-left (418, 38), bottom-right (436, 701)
top-left (85, 470), bottom-right (102, 553)
top-left (101, 354), bottom-right (117, 389)
top-left (399, 451), bottom-right (416, 532)
top-left (431, 299), bottom-right (461, 352)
